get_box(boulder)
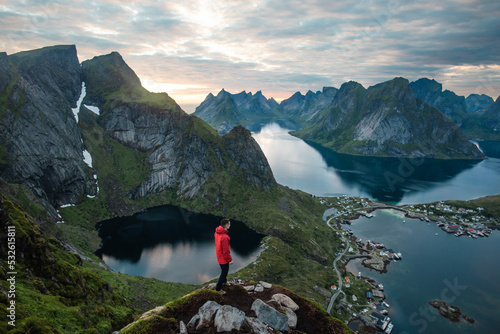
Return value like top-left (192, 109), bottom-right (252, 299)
top-left (254, 284), bottom-right (264, 292)
top-left (251, 299), bottom-right (289, 332)
top-left (260, 281), bottom-right (273, 289)
top-left (283, 307), bottom-right (298, 329)
top-left (187, 301), bottom-right (221, 330)
top-left (245, 317), bottom-right (275, 334)
top-left (214, 305), bottom-right (246, 332)
top-left (179, 321), bottom-right (188, 334)
top-left (272, 293), bottom-right (300, 311)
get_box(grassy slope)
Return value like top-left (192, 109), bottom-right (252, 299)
top-left (0, 194), bottom-right (136, 334)
top-left (49, 101), bottom-right (342, 332)
top-left (3, 51), bottom-right (345, 332)
top-left (445, 194), bottom-right (500, 221)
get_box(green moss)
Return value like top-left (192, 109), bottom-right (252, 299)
top-left (121, 315), bottom-right (178, 334)
top-left (96, 268), bottom-right (198, 313)
top-left (0, 195), bottom-right (136, 333)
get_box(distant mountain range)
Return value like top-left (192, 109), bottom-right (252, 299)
top-left (194, 77), bottom-right (496, 159)
top-left (292, 78), bottom-right (484, 159)
top-left (193, 89), bottom-right (281, 134)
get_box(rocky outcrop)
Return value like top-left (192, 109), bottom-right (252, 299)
top-left (0, 45), bottom-right (91, 211)
top-left (251, 298), bottom-right (289, 331)
top-left (222, 125), bottom-right (276, 189)
top-left (118, 278), bottom-right (353, 334)
top-left (194, 89), bottom-right (281, 134)
top-left (122, 281), bottom-right (302, 333)
top-left (429, 300), bottom-right (475, 324)
top-left (292, 78), bottom-right (485, 159)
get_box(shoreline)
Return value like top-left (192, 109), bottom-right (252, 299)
top-left (323, 196), bottom-right (497, 333)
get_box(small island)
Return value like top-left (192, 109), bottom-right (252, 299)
top-left (429, 300), bottom-right (475, 324)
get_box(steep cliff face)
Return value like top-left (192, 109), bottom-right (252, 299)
top-left (0, 45), bottom-right (277, 216)
top-left (222, 125), bottom-right (276, 189)
top-left (194, 89), bottom-right (281, 134)
top-left (292, 78), bottom-right (485, 159)
top-left (0, 45), bottom-right (90, 209)
top-left (81, 52), bottom-right (276, 201)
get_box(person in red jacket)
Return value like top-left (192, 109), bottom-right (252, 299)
top-left (215, 218), bottom-right (233, 293)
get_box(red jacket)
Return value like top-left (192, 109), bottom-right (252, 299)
top-left (215, 225), bottom-right (232, 264)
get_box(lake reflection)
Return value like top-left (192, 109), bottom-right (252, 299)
top-left (95, 205), bottom-right (264, 284)
top-left (252, 123), bottom-right (500, 204)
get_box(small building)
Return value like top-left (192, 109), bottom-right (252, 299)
top-left (370, 311), bottom-right (391, 330)
top-left (366, 291), bottom-right (374, 300)
top-left (345, 277), bottom-right (351, 288)
top-left (373, 290), bottom-right (385, 298)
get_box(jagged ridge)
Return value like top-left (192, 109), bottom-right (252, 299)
top-left (292, 78), bottom-right (485, 159)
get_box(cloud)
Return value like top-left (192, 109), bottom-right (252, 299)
top-left (1, 0), bottom-right (499, 109)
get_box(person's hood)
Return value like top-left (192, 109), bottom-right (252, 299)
top-left (215, 225), bottom-right (228, 235)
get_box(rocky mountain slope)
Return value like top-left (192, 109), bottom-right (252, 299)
top-left (410, 78), bottom-right (499, 140)
top-left (0, 45), bottom-right (276, 218)
top-left (81, 52), bottom-right (276, 205)
top-left (193, 89), bottom-right (281, 134)
top-left (466, 94), bottom-right (494, 114)
top-left (0, 45), bottom-right (90, 216)
top-left (0, 191), bottom-right (136, 333)
top-left (120, 282), bottom-right (352, 334)
top-left (462, 96), bottom-right (500, 140)
top-left (280, 87), bottom-right (338, 124)
top-left (410, 78), bottom-right (470, 126)
top-left (0, 45), bottom-right (347, 333)
top-left (292, 78), bottom-right (485, 159)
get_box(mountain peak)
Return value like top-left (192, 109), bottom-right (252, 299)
top-left (293, 77), bottom-right (484, 159)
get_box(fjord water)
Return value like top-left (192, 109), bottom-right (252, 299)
top-left (346, 210), bottom-right (500, 334)
top-left (251, 123), bottom-right (500, 204)
top-left (96, 205), bottom-right (263, 284)
top-left (252, 123), bottom-right (500, 333)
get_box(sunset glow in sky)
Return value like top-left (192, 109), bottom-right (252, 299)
top-left (1, 0), bottom-right (499, 112)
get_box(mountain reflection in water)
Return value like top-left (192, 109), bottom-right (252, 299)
top-left (95, 205), bottom-right (264, 284)
top-left (252, 123), bottom-right (500, 204)
top-left (305, 140), bottom-right (480, 202)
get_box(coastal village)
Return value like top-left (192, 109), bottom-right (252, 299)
top-left (319, 195), bottom-right (498, 333)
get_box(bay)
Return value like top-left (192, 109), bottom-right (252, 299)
top-left (252, 123), bottom-right (500, 204)
top-left (251, 122), bottom-right (500, 333)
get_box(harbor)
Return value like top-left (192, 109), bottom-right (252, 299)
top-left (320, 195), bottom-right (500, 333)
top-left (338, 207), bottom-right (500, 334)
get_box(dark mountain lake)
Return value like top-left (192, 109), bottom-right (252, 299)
top-left (96, 205), bottom-right (264, 284)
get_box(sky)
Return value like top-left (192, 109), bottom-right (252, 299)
top-left (1, 0), bottom-right (499, 113)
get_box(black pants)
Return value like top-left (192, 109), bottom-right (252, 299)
top-left (216, 262), bottom-right (229, 291)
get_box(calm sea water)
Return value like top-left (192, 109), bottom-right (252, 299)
top-left (96, 205), bottom-right (264, 284)
top-left (346, 210), bottom-right (500, 334)
top-left (252, 123), bottom-right (500, 333)
top-left (252, 123), bottom-right (500, 204)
